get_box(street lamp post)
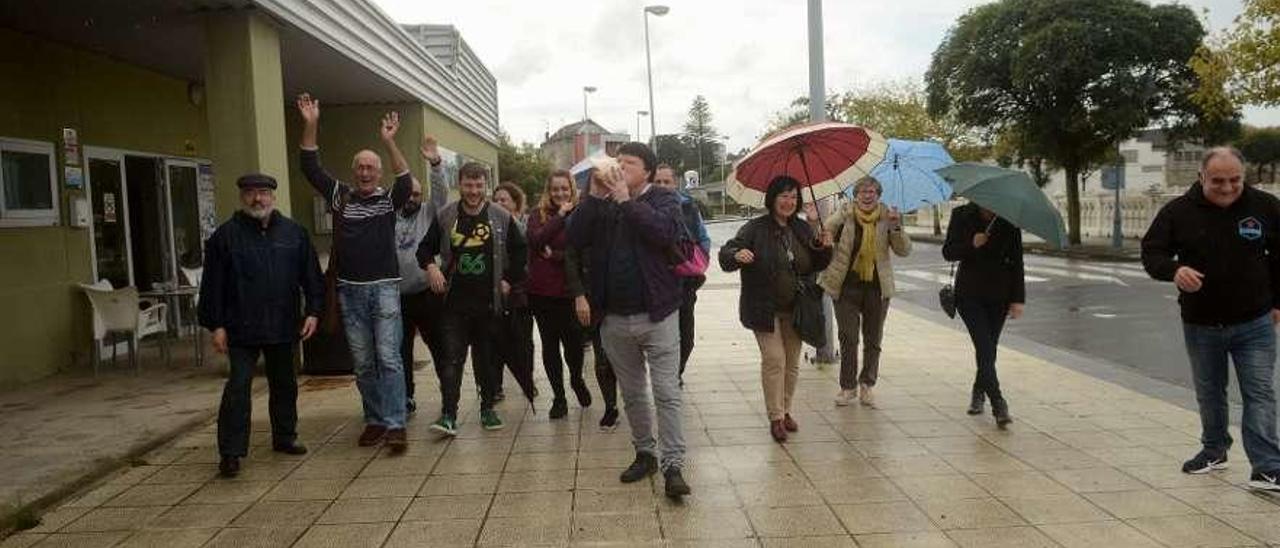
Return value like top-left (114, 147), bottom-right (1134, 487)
top-left (807, 0), bottom-right (838, 365)
top-left (643, 5), bottom-right (669, 150)
top-left (582, 86), bottom-right (597, 121)
top-left (636, 110), bottom-right (649, 142)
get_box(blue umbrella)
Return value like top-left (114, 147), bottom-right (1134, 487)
top-left (852, 139), bottom-right (954, 212)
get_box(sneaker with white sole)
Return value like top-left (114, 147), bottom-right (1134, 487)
top-left (858, 383), bottom-right (876, 408)
top-left (834, 389), bottom-right (856, 407)
top-left (1248, 470), bottom-right (1280, 491)
top-left (1181, 450), bottom-right (1228, 474)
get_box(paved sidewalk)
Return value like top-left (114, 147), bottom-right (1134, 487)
top-left (6, 264), bottom-right (1280, 547)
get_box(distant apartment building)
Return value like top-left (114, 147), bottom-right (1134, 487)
top-left (539, 120), bottom-right (629, 170)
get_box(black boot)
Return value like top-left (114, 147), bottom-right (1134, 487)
top-left (549, 397), bottom-right (568, 419)
top-left (991, 397), bottom-right (1013, 429)
top-left (571, 378), bottom-right (593, 408)
top-left (620, 452), bottom-right (658, 483)
top-left (967, 389), bottom-right (986, 415)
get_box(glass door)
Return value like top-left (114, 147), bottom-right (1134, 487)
top-left (165, 160), bottom-right (202, 274)
top-left (85, 150), bottom-right (132, 288)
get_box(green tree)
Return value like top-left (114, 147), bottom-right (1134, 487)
top-left (927, 0), bottom-right (1207, 245)
top-left (653, 134), bottom-right (691, 171)
top-left (1237, 126), bottom-right (1280, 183)
top-left (497, 132), bottom-right (551, 201)
top-left (682, 95), bottom-right (722, 179)
top-left (765, 82), bottom-right (987, 161)
top-left (1223, 0), bottom-right (1280, 106)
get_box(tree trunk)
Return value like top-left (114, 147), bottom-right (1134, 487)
top-left (932, 205), bottom-right (942, 236)
top-left (1065, 166), bottom-right (1082, 246)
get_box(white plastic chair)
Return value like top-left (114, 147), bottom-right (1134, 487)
top-left (80, 280), bottom-right (169, 375)
top-left (180, 266), bottom-right (205, 367)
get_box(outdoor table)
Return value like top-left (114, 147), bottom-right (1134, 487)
top-left (139, 285), bottom-right (203, 368)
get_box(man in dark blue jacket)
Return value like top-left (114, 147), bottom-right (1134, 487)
top-left (1142, 146), bottom-right (1280, 492)
top-left (567, 143), bottom-right (691, 498)
top-left (198, 173), bottom-right (324, 478)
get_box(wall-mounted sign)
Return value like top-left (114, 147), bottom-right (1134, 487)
top-left (62, 128), bottom-right (80, 167)
top-left (64, 166), bottom-right (83, 189)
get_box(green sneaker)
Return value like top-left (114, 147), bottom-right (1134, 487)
top-left (480, 409), bottom-right (504, 431)
top-left (429, 416), bottom-right (457, 437)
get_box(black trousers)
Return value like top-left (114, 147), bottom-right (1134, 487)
top-left (400, 290), bottom-right (447, 401)
top-left (678, 279), bottom-right (701, 378)
top-left (439, 312), bottom-right (500, 416)
top-left (218, 343), bottom-right (297, 457)
top-left (531, 295), bottom-right (587, 400)
top-left (591, 325), bottom-right (618, 410)
top-left (957, 297), bottom-right (1008, 401)
top-left (492, 306), bottom-right (534, 395)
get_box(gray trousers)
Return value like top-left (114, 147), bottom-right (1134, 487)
top-left (600, 312), bottom-right (685, 471)
top-left (835, 280), bottom-right (889, 389)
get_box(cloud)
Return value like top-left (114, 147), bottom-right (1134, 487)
top-left (375, 0), bottom-right (1280, 151)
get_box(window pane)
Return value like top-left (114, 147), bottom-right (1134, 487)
top-left (2, 150), bottom-right (53, 210)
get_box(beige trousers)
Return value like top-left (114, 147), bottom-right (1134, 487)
top-left (755, 313), bottom-right (803, 421)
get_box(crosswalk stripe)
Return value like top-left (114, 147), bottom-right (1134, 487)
top-left (1023, 265), bottom-right (1128, 286)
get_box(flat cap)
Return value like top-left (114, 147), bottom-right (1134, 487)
top-left (236, 173), bottom-right (277, 190)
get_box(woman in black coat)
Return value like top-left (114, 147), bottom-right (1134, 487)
top-left (720, 176), bottom-right (833, 442)
top-left (941, 202), bottom-right (1025, 428)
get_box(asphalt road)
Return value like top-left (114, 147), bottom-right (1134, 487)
top-left (704, 219), bottom-right (1230, 400)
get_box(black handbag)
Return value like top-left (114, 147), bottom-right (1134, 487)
top-left (783, 230), bottom-right (827, 347)
top-left (939, 262), bottom-right (957, 319)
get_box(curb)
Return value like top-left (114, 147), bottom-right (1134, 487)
top-left (0, 381), bottom-right (270, 538)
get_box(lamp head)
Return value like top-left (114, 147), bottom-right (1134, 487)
top-left (645, 5), bottom-right (670, 16)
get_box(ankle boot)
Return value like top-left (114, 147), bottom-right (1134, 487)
top-left (967, 389), bottom-right (986, 415)
top-left (991, 397), bottom-right (1012, 429)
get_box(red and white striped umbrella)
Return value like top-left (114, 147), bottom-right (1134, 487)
top-left (728, 122), bottom-right (888, 208)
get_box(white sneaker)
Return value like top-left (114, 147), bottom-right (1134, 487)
top-left (859, 384), bottom-right (876, 408)
top-left (834, 389), bottom-right (856, 407)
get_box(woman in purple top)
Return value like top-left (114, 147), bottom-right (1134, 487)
top-left (527, 170), bottom-right (593, 419)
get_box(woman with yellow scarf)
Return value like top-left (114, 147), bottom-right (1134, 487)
top-left (818, 177), bottom-right (912, 408)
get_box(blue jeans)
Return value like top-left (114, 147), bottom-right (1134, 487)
top-left (339, 282), bottom-right (407, 429)
top-left (1183, 313), bottom-right (1280, 473)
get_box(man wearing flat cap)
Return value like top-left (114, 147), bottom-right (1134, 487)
top-left (198, 173), bottom-right (325, 478)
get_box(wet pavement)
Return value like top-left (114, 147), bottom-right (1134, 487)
top-left (7, 238), bottom-right (1280, 547)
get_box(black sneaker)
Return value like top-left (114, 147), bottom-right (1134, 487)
top-left (218, 456), bottom-right (240, 478)
top-left (664, 467), bottom-right (692, 497)
top-left (272, 442), bottom-right (308, 455)
top-left (599, 408), bottom-right (619, 432)
top-left (619, 452), bottom-right (658, 483)
top-left (1247, 470), bottom-right (1280, 491)
top-left (1182, 450), bottom-right (1229, 474)
top-left (549, 398), bottom-right (568, 420)
top-left (406, 398), bottom-right (417, 414)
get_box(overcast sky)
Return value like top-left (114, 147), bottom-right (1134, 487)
top-left (374, 0), bottom-right (1279, 152)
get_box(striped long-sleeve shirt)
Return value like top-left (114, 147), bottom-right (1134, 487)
top-left (301, 147), bottom-right (412, 284)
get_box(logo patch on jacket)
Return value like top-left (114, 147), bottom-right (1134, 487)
top-left (1238, 217), bottom-right (1263, 241)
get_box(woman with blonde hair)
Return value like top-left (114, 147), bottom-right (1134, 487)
top-left (819, 177), bottom-right (911, 409)
top-left (527, 170), bottom-right (593, 418)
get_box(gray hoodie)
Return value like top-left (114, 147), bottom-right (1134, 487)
top-left (396, 162), bottom-right (448, 295)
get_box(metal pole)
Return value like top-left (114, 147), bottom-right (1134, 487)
top-left (807, 0), bottom-right (837, 365)
top-left (644, 13), bottom-right (658, 148)
top-left (583, 90), bottom-right (588, 121)
top-left (1112, 165), bottom-right (1123, 249)
top-left (807, 0), bottom-right (826, 123)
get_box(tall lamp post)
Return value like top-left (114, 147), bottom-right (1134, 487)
top-left (643, 5), bottom-right (669, 150)
top-left (636, 110), bottom-right (649, 142)
top-left (807, 0), bottom-right (838, 364)
top-left (582, 86), bottom-right (597, 121)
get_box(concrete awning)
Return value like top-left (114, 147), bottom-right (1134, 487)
top-left (0, 0), bottom-right (497, 143)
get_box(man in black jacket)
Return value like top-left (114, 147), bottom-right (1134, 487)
top-left (199, 174), bottom-right (324, 478)
top-left (1142, 146), bottom-right (1280, 491)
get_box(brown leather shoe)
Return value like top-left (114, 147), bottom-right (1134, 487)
top-left (782, 414), bottom-right (799, 432)
top-left (769, 420), bottom-right (788, 443)
top-left (358, 424), bottom-right (387, 447)
top-left (384, 428), bottom-right (408, 453)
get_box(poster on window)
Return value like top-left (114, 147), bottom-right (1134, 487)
top-left (62, 128), bottom-right (80, 167)
top-left (198, 164), bottom-right (217, 243)
top-left (103, 193), bottom-right (117, 223)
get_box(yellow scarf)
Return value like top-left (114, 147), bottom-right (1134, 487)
top-left (852, 206), bottom-right (880, 282)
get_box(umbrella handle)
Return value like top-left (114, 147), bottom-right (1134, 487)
top-left (807, 185), bottom-right (824, 226)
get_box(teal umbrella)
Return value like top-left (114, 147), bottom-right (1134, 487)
top-left (936, 163), bottom-right (1068, 249)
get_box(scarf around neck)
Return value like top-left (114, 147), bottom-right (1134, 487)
top-left (852, 206), bottom-right (881, 282)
